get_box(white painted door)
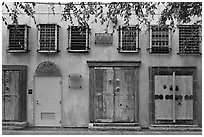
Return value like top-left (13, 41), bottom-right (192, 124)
top-left (154, 74), bottom-right (193, 123)
top-left (175, 76), bottom-right (193, 120)
top-left (34, 77), bottom-right (61, 126)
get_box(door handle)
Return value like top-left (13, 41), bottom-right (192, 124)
top-left (116, 87), bottom-right (120, 92)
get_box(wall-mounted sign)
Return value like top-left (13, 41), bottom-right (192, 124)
top-left (95, 33), bottom-right (113, 45)
top-left (68, 73), bottom-right (82, 89)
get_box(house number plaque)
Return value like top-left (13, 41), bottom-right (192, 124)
top-left (95, 33), bottom-right (113, 45)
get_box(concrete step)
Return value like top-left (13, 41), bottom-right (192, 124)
top-left (92, 123), bottom-right (139, 127)
top-left (89, 126), bottom-right (141, 131)
top-left (89, 123), bottom-right (141, 131)
top-left (2, 122), bottom-right (28, 130)
top-left (149, 124), bottom-right (202, 131)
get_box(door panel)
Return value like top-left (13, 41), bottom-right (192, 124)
top-left (34, 77), bottom-right (61, 126)
top-left (114, 67), bottom-right (135, 122)
top-left (94, 68), bottom-right (114, 122)
top-left (155, 76), bottom-right (173, 120)
top-left (175, 76), bottom-right (193, 120)
top-left (2, 70), bottom-right (20, 121)
top-left (103, 68), bottom-right (114, 122)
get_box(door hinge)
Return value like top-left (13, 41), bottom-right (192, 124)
top-left (60, 101), bottom-right (62, 104)
top-left (60, 120), bottom-right (61, 124)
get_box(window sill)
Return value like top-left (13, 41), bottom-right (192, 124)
top-left (37, 50), bottom-right (60, 53)
top-left (67, 49), bottom-right (90, 53)
top-left (177, 52), bottom-right (201, 56)
top-left (118, 50), bottom-right (140, 53)
top-left (6, 49), bottom-right (29, 53)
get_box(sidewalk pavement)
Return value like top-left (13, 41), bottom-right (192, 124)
top-left (2, 127), bottom-right (202, 135)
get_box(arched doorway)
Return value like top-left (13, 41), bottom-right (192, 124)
top-left (34, 61), bottom-right (62, 127)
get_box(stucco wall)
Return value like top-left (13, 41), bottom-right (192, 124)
top-left (2, 4), bottom-right (202, 127)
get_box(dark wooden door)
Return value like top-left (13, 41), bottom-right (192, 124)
top-left (93, 67), bottom-right (135, 122)
top-left (2, 70), bottom-right (20, 121)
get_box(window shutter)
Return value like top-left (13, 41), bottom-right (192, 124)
top-left (178, 25), bottom-right (201, 55)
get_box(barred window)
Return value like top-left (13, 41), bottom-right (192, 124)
top-left (178, 25), bottom-right (201, 55)
top-left (67, 26), bottom-right (90, 53)
top-left (118, 26), bottom-right (140, 53)
top-left (7, 24), bottom-right (30, 53)
top-left (37, 24), bottom-right (60, 53)
top-left (148, 25), bottom-right (171, 54)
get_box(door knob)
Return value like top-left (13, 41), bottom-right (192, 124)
top-left (109, 79), bottom-right (112, 83)
top-left (116, 87), bottom-right (120, 92)
top-left (36, 100), bottom-right (39, 104)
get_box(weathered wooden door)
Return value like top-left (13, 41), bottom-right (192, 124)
top-left (34, 77), bottom-right (62, 126)
top-left (114, 67), bottom-right (135, 122)
top-left (154, 74), bottom-right (193, 123)
top-left (94, 67), bottom-right (135, 122)
top-left (2, 70), bottom-right (20, 121)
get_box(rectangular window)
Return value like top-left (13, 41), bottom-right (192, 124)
top-left (118, 26), bottom-right (140, 53)
top-left (67, 26), bottom-right (90, 52)
top-left (7, 25), bottom-right (30, 53)
top-left (178, 25), bottom-right (201, 55)
top-left (149, 25), bottom-right (171, 54)
top-left (37, 24), bottom-right (60, 53)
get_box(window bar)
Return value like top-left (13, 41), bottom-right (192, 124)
top-left (69, 27), bottom-right (71, 50)
top-left (37, 25), bottom-right (41, 51)
top-left (24, 25), bottom-right (28, 51)
top-left (120, 26), bottom-right (123, 51)
top-left (136, 28), bottom-right (139, 52)
top-left (168, 26), bottom-right (171, 52)
top-left (55, 25), bottom-right (58, 51)
top-left (149, 26), bottom-right (152, 53)
top-left (86, 27), bottom-right (88, 50)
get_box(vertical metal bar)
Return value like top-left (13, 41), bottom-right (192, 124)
top-left (69, 27), bottom-right (71, 50)
top-left (168, 26), bottom-right (171, 51)
top-left (37, 25), bottom-right (41, 50)
top-left (55, 25), bottom-right (58, 51)
top-left (120, 26), bottom-right (123, 51)
top-left (86, 27), bottom-right (88, 50)
top-left (136, 27), bottom-right (138, 52)
top-left (24, 25), bottom-right (27, 50)
top-left (172, 71), bottom-right (176, 122)
top-left (149, 25), bottom-right (152, 53)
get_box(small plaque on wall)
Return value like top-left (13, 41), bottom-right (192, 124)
top-left (68, 73), bottom-right (82, 89)
top-left (95, 33), bottom-right (113, 45)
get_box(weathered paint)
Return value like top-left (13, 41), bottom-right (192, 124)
top-left (2, 3), bottom-right (202, 128)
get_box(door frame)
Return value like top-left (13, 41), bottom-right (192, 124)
top-left (33, 76), bottom-right (62, 127)
top-left (2, 65), bottom-right (27, 122)
top-left (149, 66), bottom-right (197, 125)
top-left (87, 61), bottom-right (141, 123)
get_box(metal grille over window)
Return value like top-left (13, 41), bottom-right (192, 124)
top-left (37, 24), bottom-right (60, 53)
top-left (7, 24), bottom-right (30, 53)
top-left (67, 26), bottom-right (90, 53)
top-left (178, 25), bottom-right (201, 55)
top-left (118, 26), bottom-right (140, 53)
top-left (148, 25), bottom-right (171, 54)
